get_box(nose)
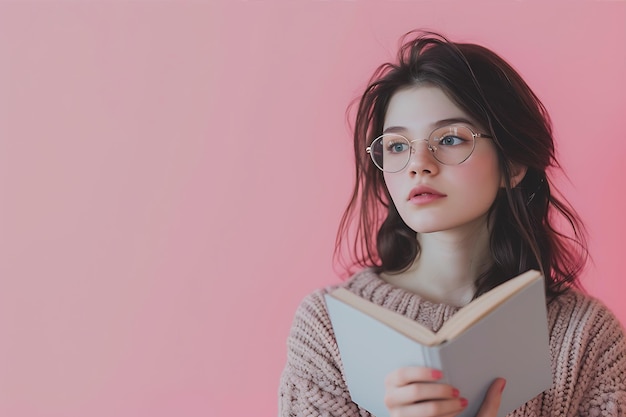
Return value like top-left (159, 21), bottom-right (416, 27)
top-left (407, 139), bottom-right (439, 175)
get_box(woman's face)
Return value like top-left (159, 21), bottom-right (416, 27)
top-left (381, 85), bottom-right (503, 236)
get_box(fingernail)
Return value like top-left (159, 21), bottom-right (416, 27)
top-left (452, 388), bottom-right (460, 398)
top-left (460, 398), bottom-right (468, 408)
top-left (500, 379), bottom-right (507, 394)
top-left (432, 370), bottom-right (443, 379)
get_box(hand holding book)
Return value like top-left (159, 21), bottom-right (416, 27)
top-left (383, 366), bottom-right (506, 417)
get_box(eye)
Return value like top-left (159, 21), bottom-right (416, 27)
top-left (438, 135), bottom-right (466, 146)
top-left (386, 141), bottom-right (410, 153)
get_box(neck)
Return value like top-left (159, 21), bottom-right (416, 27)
top-left (382, 222), bottom-right (492, 307)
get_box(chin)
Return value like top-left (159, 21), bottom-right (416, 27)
top-left (404, 223), bottom-right (447, 234)
top-left (405, 218), bottom-right (490, 236)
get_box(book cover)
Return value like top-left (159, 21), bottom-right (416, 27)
top-left (324, 271), bottom-right (553, 417)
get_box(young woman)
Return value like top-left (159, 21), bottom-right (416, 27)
top-left (279, 31), bottom-right (626, 417)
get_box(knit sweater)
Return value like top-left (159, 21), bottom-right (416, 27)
top-left (279, 269), bottom-right (626, 416)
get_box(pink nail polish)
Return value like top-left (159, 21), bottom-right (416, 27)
top-left (460, 398), bottom-right (468, 408)
top-left (452, 388), bottom-right (460, 398)
top-left (432, 370), bottom-right (443, 379)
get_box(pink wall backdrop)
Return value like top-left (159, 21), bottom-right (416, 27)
top-left (0, 1), bottom-right (624, 416)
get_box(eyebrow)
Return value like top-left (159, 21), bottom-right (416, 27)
top-left (382, 117), bottom-right (478, 134)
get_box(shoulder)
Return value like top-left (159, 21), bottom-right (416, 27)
top-left (546, 289), bottom-right (625, 378)
top-left (547, 289), bottom-right (625, 338)
top-left (290, 269), bottom-right (381, 328)
top-left (294, 269), bottom-right (382, 308)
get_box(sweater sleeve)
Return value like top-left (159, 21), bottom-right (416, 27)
top-left (540, 292), bottom-right (626, 417)
top-left (574, 300), bottom-right (626, 416)
top-left (278, 290), bottom-right (370, 417)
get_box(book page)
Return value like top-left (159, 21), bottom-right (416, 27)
top-left (328, 288), bottom-right (438, 346)
top-left (434, 270), bottom-right (542, 344)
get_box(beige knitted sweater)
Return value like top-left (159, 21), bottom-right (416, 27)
top-left (279, 269), bottom-right (626, 416)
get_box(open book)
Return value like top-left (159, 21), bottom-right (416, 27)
top-left (324, 270), bottom-right (553, 417)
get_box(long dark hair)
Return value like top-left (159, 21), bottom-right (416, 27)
top-left (334, 31), bottom-right (588, 299)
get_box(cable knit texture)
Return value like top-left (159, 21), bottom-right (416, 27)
top-left (279, 269), bottom-right (626, 416)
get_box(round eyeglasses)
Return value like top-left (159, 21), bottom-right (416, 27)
top-left (365, 124), bottom-right (493, 173)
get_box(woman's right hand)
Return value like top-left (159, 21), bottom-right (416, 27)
top-left (384, 367), bottom-right (467, 417)
top-left (384, 367), bottom-right (506, 417)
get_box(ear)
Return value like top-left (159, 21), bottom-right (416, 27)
top-left (501, 164), bottom-right (528, 188)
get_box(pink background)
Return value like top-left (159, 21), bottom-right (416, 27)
top-left (0, 1), bottom-right (624, 416)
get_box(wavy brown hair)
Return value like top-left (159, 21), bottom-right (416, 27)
top-left (334, 31), bottom-right (588, 300)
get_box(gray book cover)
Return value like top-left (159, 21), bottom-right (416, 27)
top-left (324, 276), bottom-right (553, 417)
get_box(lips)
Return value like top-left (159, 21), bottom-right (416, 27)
top-left (408, 185), bottom-right (446, 201)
